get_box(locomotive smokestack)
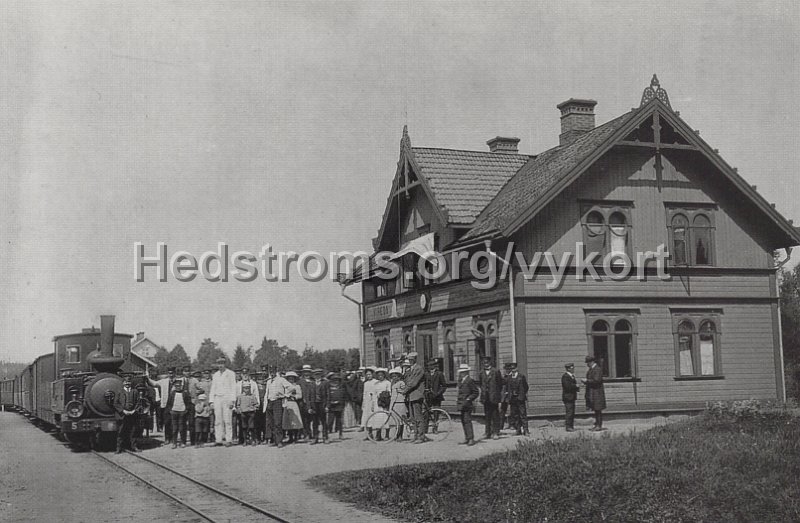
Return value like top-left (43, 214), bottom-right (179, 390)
top-left (87, 315), bottom-right (124, 372)
top-left (100, 315), bottom-right (115, 357)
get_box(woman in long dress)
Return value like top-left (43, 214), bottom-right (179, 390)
top-left (282, 371), bottom-right (304, 443)
top-left (360, 368), bottom-right (376, 439)
top-left (342, 371), bottom-right (358, 429)
top-left (368, 368), bottom-right (392, 441)
top-left (389, 367), bottom-right (407, 441)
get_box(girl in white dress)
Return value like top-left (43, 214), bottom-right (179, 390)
top-left (369, 368), bottom-right (392, 441)
top-left (360, 368), bottom-right (376, 439)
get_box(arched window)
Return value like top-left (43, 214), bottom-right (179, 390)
top-left (581, 204), bottom-right (632, 261)
top-left (609, 212), bottom-right (628, 259)
top-left (672, 313), bottom-right (721, 377)
top-left (472, 318), bottom-right (498, 367)
top-left (613, 320), bottom-right (633, 378)
top-left (374, 334), bottom-right (391, 369)
top-left (693, 214), bottom-right (712, 265)
top-left (677, 320), bottom-right (695, 375)
top-left (590, 320), bottom-right (610, 376)
top-left (668, 207), bottom-right (715, 266)
top-left (671, 214), bottom-right (689, 265)
top-left (586, 313), bottom-right (638, 378)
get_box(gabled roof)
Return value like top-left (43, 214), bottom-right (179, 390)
top-left (463, 95), bottom-right (800, 249)
top-left (411, 148), bottom-right (532, 225)
top-left (462, 110), bottom-right (637, 241)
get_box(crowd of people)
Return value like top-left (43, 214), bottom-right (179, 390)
top-left (113, 351), bottom-right (607, 453)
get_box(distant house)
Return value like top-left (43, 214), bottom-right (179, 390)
top-left (131, 332), bottom-right (160, 360)
top-left (344, 76), bottom-right (800, 414)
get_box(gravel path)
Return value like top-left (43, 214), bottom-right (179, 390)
top-left (145, 414), bottom-right (686, 522)
top-left (0, 411), bottom-right (201, 522)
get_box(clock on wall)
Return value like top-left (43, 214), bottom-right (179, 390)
top-left (419, 292), bottom-right (430, 311)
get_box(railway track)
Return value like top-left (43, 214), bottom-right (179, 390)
top-left (92, 450), bottom-right (291, 523)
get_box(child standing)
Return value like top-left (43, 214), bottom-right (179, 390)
top-left (166, 378), bottom-right (192, 448)
top-left (193, 393), bottom-right (212, 445)
top-left (235, 382), bottom-right (259, 446)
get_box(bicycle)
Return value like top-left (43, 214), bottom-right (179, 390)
top-left (366, 399), bottom-right (453, 443)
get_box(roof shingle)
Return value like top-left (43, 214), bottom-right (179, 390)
top-left (411, 148), bottom-right (532, 225)
top-left (462, 110), bottom-right (637, 240)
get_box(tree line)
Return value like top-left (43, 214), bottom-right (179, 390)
top-left (781, 264), bottom-right (800, 401)
top-left (150, 337), bottom-right (360, 376)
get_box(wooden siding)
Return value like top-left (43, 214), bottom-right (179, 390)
top-left (520, 272), bottom-right (773, 299)
top-left (514, 149), bottom-right (774, 269)
top-left (522, 301), bottom-right (778, 411)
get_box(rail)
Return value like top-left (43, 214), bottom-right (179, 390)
top-left (92, 450), bottom-right (292, 523)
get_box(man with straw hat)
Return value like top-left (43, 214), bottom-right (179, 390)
top-left (456, 363), bottom-right (479, 446)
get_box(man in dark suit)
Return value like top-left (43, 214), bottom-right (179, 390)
top-left (425, 358), bottom-right (447, 433)
top-left (504, 362), bottom-right (529, 436)
top-left (561, 363), bottom-right (580, 432)
top-left (308, 368), bottom-right (330, 444)
top-left (113, 375), bottom-right (140, 453)
top-left (403, 352), bottom-right (429, 443)
top-left (456, 363), bottom-right (479, 446)
top-left (581, 355), bottom-right (607, 431)
top-left (477, 356), bottom-right (504, 439)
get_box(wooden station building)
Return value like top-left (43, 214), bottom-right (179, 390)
top-left (344, 76), bottom-right (800, 415)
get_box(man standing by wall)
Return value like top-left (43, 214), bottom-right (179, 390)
top-left (582, 356), bottom-right (606, 431)
top-left (456, 364), bottom-right (478, 447)
top-left (209, 357), bottom-right (237, 446)
top-left (504, 362), bottom-right (529, 436)
top-left (561, 363), bottom-right (579, 432)
top-left (403, 352), bottom-right (429, 444)
top-left (477, 356), bottom-right (503, 440)
top-left (425, 358), bottom-right (446, 433)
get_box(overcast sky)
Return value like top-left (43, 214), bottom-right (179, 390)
top-left (2, 1), bottom-right (799, 363)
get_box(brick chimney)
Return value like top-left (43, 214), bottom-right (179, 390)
top-left (557, 99), bottom-right (597, 145)
top-left (486, 136), bottom-right (520, 154)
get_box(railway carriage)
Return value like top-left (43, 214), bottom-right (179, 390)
top-left (0, 378), bottom-right (15, 409)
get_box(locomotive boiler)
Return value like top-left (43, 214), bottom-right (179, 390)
top-left (51, 315), bottom-right (135, 447)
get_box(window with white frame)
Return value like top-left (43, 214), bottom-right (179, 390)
top-left (585, 311), bottom-right (638, 378)
top-left (672, 311), bottom-right (722, 377)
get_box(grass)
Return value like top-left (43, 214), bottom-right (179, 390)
top-left (307, 407), bottom-right (800, 522)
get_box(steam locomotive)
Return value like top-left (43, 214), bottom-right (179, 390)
top-left (0, 315), bottom-right (153, 448)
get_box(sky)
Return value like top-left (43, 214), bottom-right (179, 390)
top-left (1, 1), bottom-right (799, 363)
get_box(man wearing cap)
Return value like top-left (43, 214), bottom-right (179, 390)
top-left (114, 375), bottom-right (140, 453)
top-left (209, 357), bottom-right (237, 446)
top-left (307, 369), bottom-right (330, 444)
top-left (477, 356), bottom-right (504, 440)
top-left (181, 366), bottom-right (198, 445)
top-left (402, 352), bottom-right (429, 443)
top-left (503, 362), bottom-right (529, 436)
top-left (561, 363), bottom-right (580, 432)
top-left (236, 368), bottom-right (260, 445)
top-left (456, 364), bottom-right (479, 446)
top-left (581, 356), bottom-right (606, 431)
top-left (298, 365), bottom-right (315, 440)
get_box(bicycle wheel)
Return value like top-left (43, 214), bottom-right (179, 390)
top-left (366, 411), bottom-right (401, 443)
top-left (426, 408), bottom-right (453, 441)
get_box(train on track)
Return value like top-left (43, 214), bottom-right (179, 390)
top-left (1, 315), bottom-right (152, 448)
